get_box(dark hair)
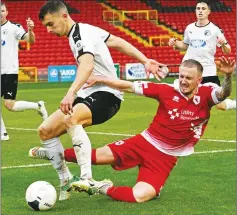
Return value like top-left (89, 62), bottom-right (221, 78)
top-left (1, 2), bottom-right (7, 8)
top-left (196, 0), bottom-right (211, 10)
top-left (39, 0), bottom-right (68, 20)
top-left (181, 59), bottom-right (203, 74)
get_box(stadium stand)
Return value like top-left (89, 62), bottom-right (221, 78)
top-left (4, 0), bottom-right (236, 78)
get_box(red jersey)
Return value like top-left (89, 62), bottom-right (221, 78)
top-left (134, 80), bottom-right (221, 156)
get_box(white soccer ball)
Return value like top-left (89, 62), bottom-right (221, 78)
top-left (25, 181), bottom-right (57, 211)
top-left (161, 66), bottom-right (169, 77)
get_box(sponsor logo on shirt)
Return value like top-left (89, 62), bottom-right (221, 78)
top-left (190, 39), bottom-right (206, 48)
top-left (168, 109), bottom-right (179, 120)
top-left (1, 40), bottom-right (6, 46)
top-left (168, 109), bottom-right (199, 120)
top-left (172, 96), bottom-right (179, 102)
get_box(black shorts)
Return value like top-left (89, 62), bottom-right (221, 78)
top-left (1, 74), bottom-right (18, 100)
top-left (73, 91), bottom-right (121, 125)
top-left (201, 76), bottom-right (220, 86)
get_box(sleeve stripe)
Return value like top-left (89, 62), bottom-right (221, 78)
top-left (211, 87), bottom-right (222, 104)
top-left (72, 24), bottom-right (84, 58)
top-left (104, 34), bottom-right (110, 42)
top-left (20, 32), bottom-right (27, 40)
top-left (77, 52), bottom-right (94, 62)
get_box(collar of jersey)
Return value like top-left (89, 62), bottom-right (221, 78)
top-left (67, 23), bottom-right (77, 37)
top-left (1, 20), bottom-right (8, 26)
top-left (195, 21), bottom-right (210, 28)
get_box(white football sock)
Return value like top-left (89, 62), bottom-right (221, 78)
top-left (224, 99), bottom-right (236, 110)
top-left (1, 116), bottom-right (7, 135)
top-left (67, 125), bottom-right (92, 179)
top-left (12, 101), bottom-right (38, 111)
top-left (41, 138), bottom-right (73, 183)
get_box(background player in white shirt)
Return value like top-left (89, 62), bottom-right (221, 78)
top-left (29, 0), bottom-right (167, 201)
top-left (168, 0), bottom-right (235, 111)
top-left (32, 56), bottom-right (235, 203)
top-left (1, 2), bottom-right (48, 141)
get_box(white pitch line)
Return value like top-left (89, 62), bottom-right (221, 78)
top-left (1, 163), bottom-right (51, 169)
top-left (194, 149), bottom-right (236, 154)
top-left (1, 149), bottom-right (236, 170)
top-left (6, 127), bottom-right (236, 143)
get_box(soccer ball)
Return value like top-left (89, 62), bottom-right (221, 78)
top-left (25, 181), bottom-right (57, 211)
top-left (161, 66), bottom-right (169, 77)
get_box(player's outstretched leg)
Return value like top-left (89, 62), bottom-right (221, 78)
top-left (71, 178), bottom-right (113, 195)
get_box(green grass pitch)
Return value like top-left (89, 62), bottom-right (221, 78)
top-left (1, 77), bottom-right (236, 215)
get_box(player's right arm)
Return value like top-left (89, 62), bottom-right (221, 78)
top-left (168, 26), bottom-right (189, 51)
top-left (85, 76), bottom-right (162, 99)
top-left (84, 75), bottom-right (135, 93)
top-left (168, 38), bottom-right (188, 51)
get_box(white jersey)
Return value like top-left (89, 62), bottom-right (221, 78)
top-left (1, 21), bottom-right (26, 75)
top-left (68, 23), bottom-right (123, 100)
top-left (182, 22), bottom-right (227, 77)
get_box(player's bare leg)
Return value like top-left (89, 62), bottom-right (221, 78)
top-left (1, 99), bottom-right (48, 141)
top-left (36, 109), bottom-right (77, 201)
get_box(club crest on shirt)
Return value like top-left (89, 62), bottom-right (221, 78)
top-left (75, 40), bottom-right (84, 51)
top-left (193, 95), bottom-right (200, 105)
top-left (204, 30), bottom-right (211, 36)
top-left (3, 29), bottom-right (8, 35)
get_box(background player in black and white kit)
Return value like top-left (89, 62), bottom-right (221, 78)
top-left (29, 0), bottom-right (167, 201)
top-left (1, 2), bottom-right (48, 141)
top-left (169, 0), bottom-right (235, 111)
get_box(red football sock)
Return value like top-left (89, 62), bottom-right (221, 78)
top-left (64, 148), bottom-right (97, 164)
top-left (91, 149), bottom-right (97, 164)
top-left (64, 148), bottom-right (77, 163)
top-left (107, 186), bottom-right (137, 202)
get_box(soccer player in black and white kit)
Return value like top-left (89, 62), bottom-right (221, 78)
top-left (28, 0), bottom-right (167, 201)
top-left (169, 0), bottom-right (235, 111)
top-left (1, 2), bottom-right (48, 141)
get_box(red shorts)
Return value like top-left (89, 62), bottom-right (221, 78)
top-left (108, 134), bottom-right (177, 194)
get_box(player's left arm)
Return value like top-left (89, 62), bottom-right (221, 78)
top-left (220, 41), bottom-right (231, 54)
top-left (215, 56), bottom-right (235, 101)
top-left (22, 17), bottom-right (35, 43)
top-left (216, 28), bottom-right (231, 54)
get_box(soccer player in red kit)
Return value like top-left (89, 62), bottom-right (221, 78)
top-left (32, 57), bottom-right (235, 203)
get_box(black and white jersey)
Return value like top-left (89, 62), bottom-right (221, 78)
top-left (1, 21), bottom-right (26, 74)
top-left (68, 23), bottom-right (123, 100)
top-left (182, 22), bottom-right (227, 77)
